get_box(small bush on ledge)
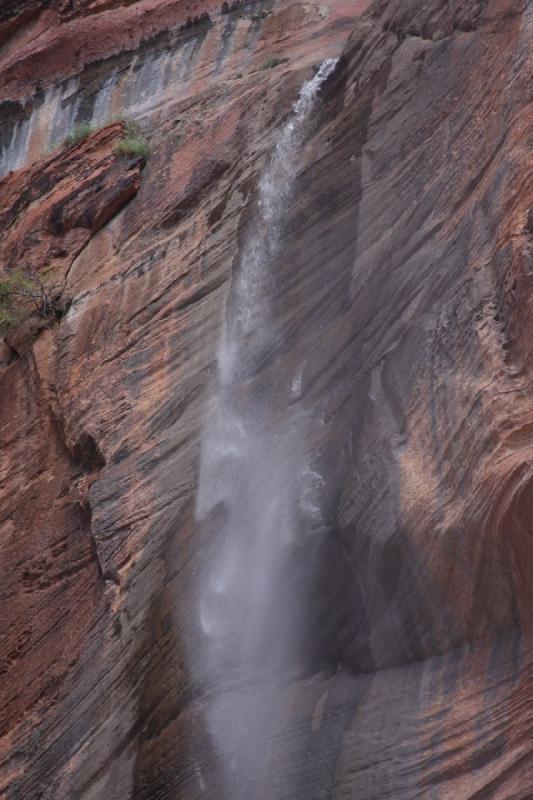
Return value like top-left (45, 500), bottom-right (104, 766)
top-left (0, 269), bottom-right (64, 335)
top-left (259, 56), bottom-right (289, 71)
top-left (60, 117), bottom-right (150, 161)
top-left (114, 136), bottom-right (150, 160)
top-left (63, 123), bottom-right (95, 149)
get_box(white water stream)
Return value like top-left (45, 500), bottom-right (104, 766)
top-left (194, 58), bottom-right (338, 799)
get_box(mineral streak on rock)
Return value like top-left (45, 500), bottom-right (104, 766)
top-left (0, 0), bottom-right (367, 173)
top-left (0, 0), bottom-right (532, 798)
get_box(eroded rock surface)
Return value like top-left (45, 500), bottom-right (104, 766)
top-left (0, 0), bottom-right (532, 798)
top-left (0, 121), bottom-right (143, 274)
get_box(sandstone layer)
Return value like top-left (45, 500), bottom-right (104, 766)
top-left (0, 0), bottom-right (532, 798)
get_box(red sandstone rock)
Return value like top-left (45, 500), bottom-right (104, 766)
top-left (0, 0), bottom-right (532, 798)
top-left (0, 4), bottom-right (369, 798)
top-left (0, 0), bottom-right (371, 102)
top-left (0, 121), bottom-right (142, 273)
top-left (0, 121), bottom-right (143, 355)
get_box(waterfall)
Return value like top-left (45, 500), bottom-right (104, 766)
top-left (193, 58), bottom-right (338, 799)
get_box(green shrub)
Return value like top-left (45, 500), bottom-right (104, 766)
top-left (61, 118), bottom-right (149, 161)
top-left (259, 55), bottom-right (289, 71)
top-left (0, 269), bottom-right (62, 334)
top-left (62, 118), bottom-right (138, 149)
top-left (124, 119), bottom-right (143, 138)
top-left (0, 297), bottom-right (21, 331)
top-left (114, 135), bottom-right (150, 160)
top-left (1, 274), bottom-right (26, 330)
top-left (63, 123), bottom-right (95, 148)
top-left (1, 271), bottom-right (32, 330)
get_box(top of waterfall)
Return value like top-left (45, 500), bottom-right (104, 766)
top-left (294, 58), bottom-right (338, 116)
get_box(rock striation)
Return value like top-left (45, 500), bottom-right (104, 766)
top-left (0, 0), bottom-right (532, 798)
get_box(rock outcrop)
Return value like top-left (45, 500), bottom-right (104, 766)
top-left (0, 0), bottom-right (532, 798)
top-left (0, 121), bottom-right (143, 275)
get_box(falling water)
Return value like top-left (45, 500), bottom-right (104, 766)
top-left (194, 58), bottom-right (338, 799)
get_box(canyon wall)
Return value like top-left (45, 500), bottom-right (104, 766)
top-left (1, 0), bottom-right (532, 798)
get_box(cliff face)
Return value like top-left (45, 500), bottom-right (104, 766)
top-left (0, 0), bottom-right (532, 799)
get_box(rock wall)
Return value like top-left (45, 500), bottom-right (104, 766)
top-left (0, 0), bottom-right (532, 798)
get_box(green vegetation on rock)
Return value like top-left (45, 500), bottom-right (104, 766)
top-left (0, 269), bottom-right (63, 334)
top-left (259, 56), bottom-right (289, 71)
top-left (114, 135), bottom-right (150, 160)
top-left (61, 117), bottom-right (150, 161)
top-left (63, 123), bottom-right (95, 149)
